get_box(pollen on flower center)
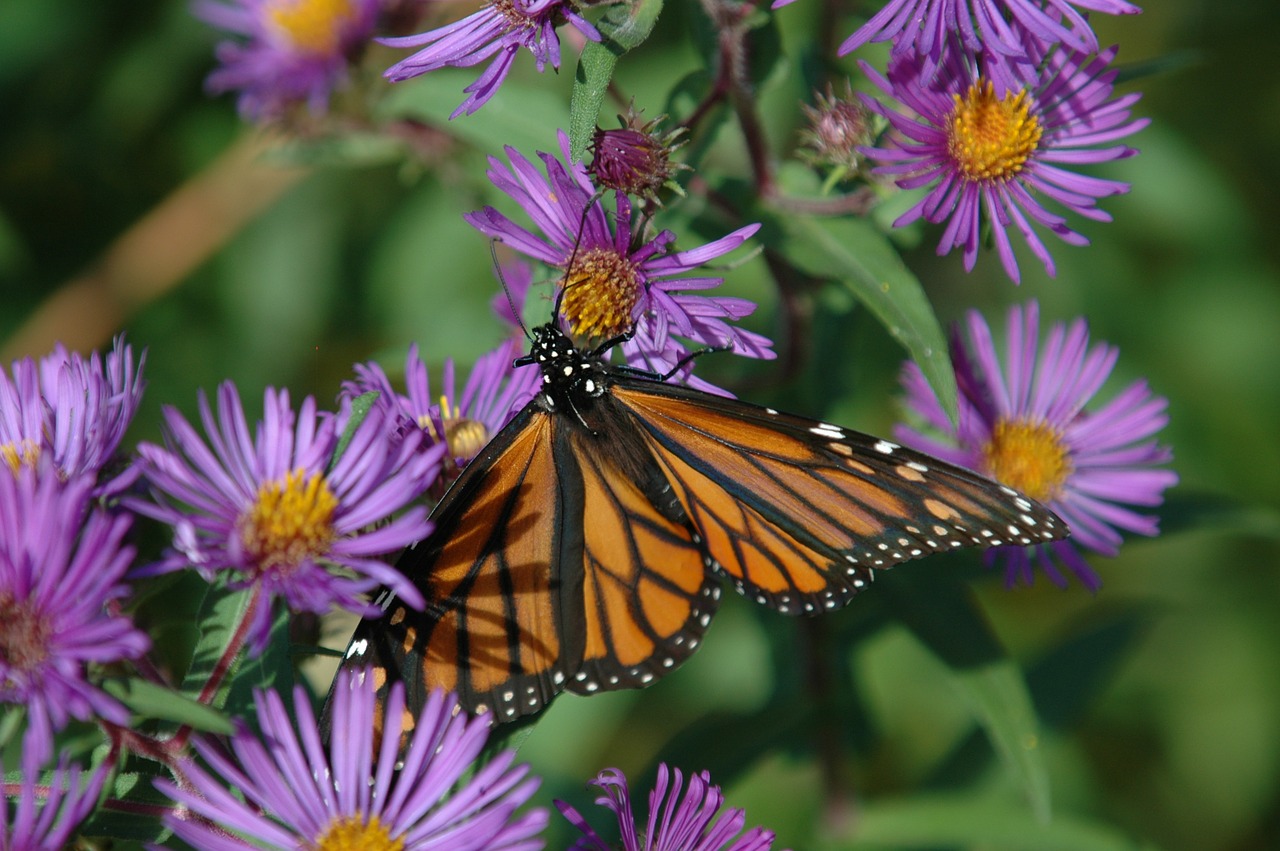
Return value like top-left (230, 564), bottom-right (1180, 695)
top-left (947, 81), bottom-right (1043, 183)
top-left (983, 418), bottom-right (1073, 502)
top-left (561, 247), bottom-right (642, 340)
top-left (419, 402), bottom-right (490, 461)
top-left (1, 439), bottom-right (40, 475)
top-left (0, 591), bottom-right (52, 675)
top-left (264, 0), bottom-right (357, 56)
top-left (314, 814), bottom-right (404, 851)
top-left (491, 0), bottom-right (538, 32)
top-left (239, 469), bottom-right (338, 578)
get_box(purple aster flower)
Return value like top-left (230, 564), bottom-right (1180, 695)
top-left (158, 671), bottom-right (547, 849)
top-left (859, 37), bottom-right (1148, 283)
top-left (196, 0), bottom-right (381, 120)
top-left (342, 337), bottom-right (540, 475)
top-left (837, 0), bottom-right (1141, 65)
top-left (382, 1), bottom-right (601, 119)
top-left (0, 467), bottom-right (149, 763)
top-left (130, 382), bottom-right (444, 647)
top-left (1, 751), bottom-right (108, 848)
top-left (463, 131), bottom-right (774, 393)
top-left (896, 301), bottom-right (1177, 590)
top-left (558, 764), bottom-right (784, 851)
top-left (0, 336), bottom-right (144, 497)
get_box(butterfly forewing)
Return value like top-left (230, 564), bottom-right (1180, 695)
top-left (343, 407), bottom-right (575, 723)
top-left (613, 380), bottom-right (1065, 614)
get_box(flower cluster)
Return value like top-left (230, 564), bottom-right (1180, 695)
top-left (0, 467), bottom-right (149, 763)
top-left (159, 671), bottom-right (547, 849)
top-left (896, 301), bottom-right (1176, 589)
top-left (777, 0), bottom-right (1147, 282)
top-left (464, 130), bottom-right (774, 392)
top-left (0, 337), bottom-right (144, 495)
top-left (196, 0), bottom-right (382, 120)
top-left (130, 381), bottom-right (444, 648)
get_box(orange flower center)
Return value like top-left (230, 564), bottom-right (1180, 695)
top-left (239, 469), bottom-right (337, 578)
top-left (947, 81), bottom-right (1043, 183)
top-left (264, 0), bottom-right (358, 56)
top-left (983, 418), bottom-right (1072, 502)
top-left (560, 247), bottom-right (642, 340)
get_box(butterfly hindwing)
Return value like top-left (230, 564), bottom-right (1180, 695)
top-left (612, 379), bottom-right (1064, 614)
top-left (567, 427), bottom-right (720, 697)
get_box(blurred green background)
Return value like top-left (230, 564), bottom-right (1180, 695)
top-left (2, 1), bottom-right (1278, 849)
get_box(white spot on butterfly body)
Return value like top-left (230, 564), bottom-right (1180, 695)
top-left (345, 639), bottom-right (368, 659)
top-left (874, 440), bottom-right (898, 454)
top-left (810, 425), bottom-right (844, 439)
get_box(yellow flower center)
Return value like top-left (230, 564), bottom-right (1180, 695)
top-left (983, 418), bottom-right (1073, 502)
top-left (947, 81), bottom-right (1043, 183)
top-left (1, 439), bottom-right (40, 475)
top-left (560, 247), bottom-right (642, 340)
top-left (239, 469), bottom-right (338, 578)
top-left (0, 591), bottom-right (51, 675)
top-left (314, 814), bottom-right (404, 851)
top-left (419, 399), bottom-right (490, 462)
top-left (264, 0), bottom-right (358, 56)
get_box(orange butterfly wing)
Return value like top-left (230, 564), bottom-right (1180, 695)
top-left (612, 380), bottom-right (1064, 614)
top-left (339, 404), bottom-right (718, 724)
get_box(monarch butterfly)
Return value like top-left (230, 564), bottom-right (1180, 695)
top-left (331, 320), bottom-right (1067, 726)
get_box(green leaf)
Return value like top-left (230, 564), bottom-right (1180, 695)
top-left (568, 0), bottom-right (664, 160)
top-left (766, 212), bottom-right (958, 423)
top-left (852, 795), bottom-right (1159, 851)
top-left (331, 390), bottom-right (377, 470)
top-left (224, 603), bottom-right (297, 726)
top-left (102, 678), bottom-right (234, 735)
top-left (80, 770), bottom-right (174, 844)
top-left (885, 568), bottom-right (1050, 822)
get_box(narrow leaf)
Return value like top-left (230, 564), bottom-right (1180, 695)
top-left (568, 0), bottom-right (664, 159)
top-left (101, 678), bottom-right (234, 735)
top-left (331, 390), bottom-right (377, 469)
top-left (768, 212), bottom-right (958, 423)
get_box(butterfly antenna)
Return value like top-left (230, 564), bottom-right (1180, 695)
top-left (553, 187), bottom-right (607, 327)
top-left (490, 241), bottom-right (534, 342)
